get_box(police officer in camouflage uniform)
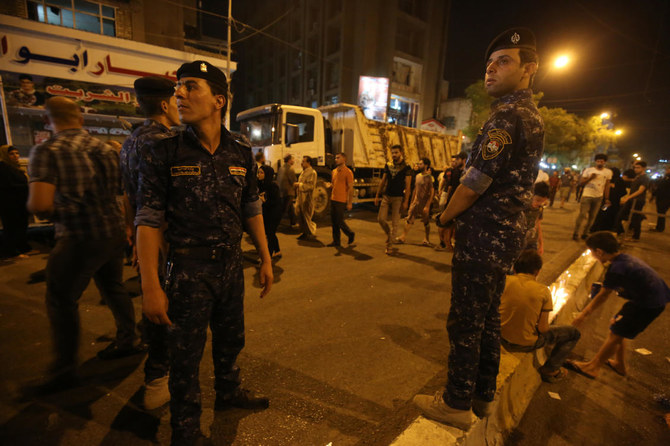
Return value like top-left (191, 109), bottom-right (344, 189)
top-left (414, 28), bottom-right (544, 429)
top-left (120, 75), bottom-right (180, 410)
top-left (135, 61), bottom-right (273, 445)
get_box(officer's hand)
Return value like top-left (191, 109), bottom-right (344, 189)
top-left (259, 260), bottom-right (273, 298)
top-left (143, 288), bottom-right (172, 326)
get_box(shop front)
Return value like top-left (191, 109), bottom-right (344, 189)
top-left (0, 14), bottom-right (235, 156)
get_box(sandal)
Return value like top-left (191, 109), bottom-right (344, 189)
top-left (605, 359), bottom-right (626, 377)
top-left (540, 367), bottom-right (567, 383)
top-left (564, 360), bottom-right (597, 380)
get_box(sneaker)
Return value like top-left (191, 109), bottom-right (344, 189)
top-left (472, 398), bottom-right (494, 418)
top-left (96, 342), bottom-right (146, 360)
top-left (413, 391), bottom-right (474, 430)
top-left (143, 374), bottom-right (170, 410)
top-left (215, 388), bottom-right (269, 411)
top-left (297, 233), bottom-right (308, 240)
top-left (348, 232), bottom-right (355, 245)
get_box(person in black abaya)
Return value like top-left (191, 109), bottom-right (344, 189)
top-left (258, 165), bottom-right (283, 259)
top-left (0, 145), bottom-right (31, 258)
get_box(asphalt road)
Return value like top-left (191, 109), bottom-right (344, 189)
top-left (0, 200), bottom-right (644, 445)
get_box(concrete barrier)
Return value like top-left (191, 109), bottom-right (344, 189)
top-left (391, 250), bottom-right (603, 446)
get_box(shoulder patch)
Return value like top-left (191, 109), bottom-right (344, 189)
top-left (481, 129), bottom-right (512, 160)
top-left (229, 166), bottom-right (247, 176)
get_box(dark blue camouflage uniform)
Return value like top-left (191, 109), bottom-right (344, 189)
top-left (135, 125), bottom-right (260, 444)
top-left (120, 119), bottom-right (172, 384)
top-left (444, 88), bottom-right (544, 410)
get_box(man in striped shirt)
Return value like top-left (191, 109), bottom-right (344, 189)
top-left (27, 97), bottom-right (140, 394)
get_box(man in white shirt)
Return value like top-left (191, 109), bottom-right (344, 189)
top-left (572, 154), bottom-right (612, 240)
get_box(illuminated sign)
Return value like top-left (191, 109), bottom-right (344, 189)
top-left (358, 76), bottom-right (389, 122)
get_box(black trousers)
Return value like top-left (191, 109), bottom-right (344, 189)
top-left (45, 236), bottom-right (136, 374)
top-left (281, 195), bottom-right (296, 225)
top-left (331, 201), bottom-right (353, 244)
top-left (656, 200), bottom-right (669, 232)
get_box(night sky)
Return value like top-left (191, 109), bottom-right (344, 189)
top-left (445, 0), bottom-right (670, 165)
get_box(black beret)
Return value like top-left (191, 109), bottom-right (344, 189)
top-left (485, 27), bottom-right (537, 62)
top-left (176, 60), bottom-right (228, 90)
top-left (134, 76), bottom-right (175, 97)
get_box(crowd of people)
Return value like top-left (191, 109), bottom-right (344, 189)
top-left (1, 25), bottom-right (668, 445)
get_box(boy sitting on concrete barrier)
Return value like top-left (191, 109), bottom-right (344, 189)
top-left (500, 249), bottom-right (581, 382)
top-left (568, 231), bottom-right (669, 378)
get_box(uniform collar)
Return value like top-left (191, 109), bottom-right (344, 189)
top-left (184, 124), bottom-right (232, 152)
top-left (491, 88), bottom-right (533, 109)
top-left (145, 118), bottom-right (170, 132)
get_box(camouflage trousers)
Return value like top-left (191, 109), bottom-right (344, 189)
top-left (443, 219), bottom-right (524, 410)
top-left (444, 261), bottom-right (507, 410)
top-left (166, 247), bottom-right (245, 444)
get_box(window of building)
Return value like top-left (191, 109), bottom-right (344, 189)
top-left (326, 25), bottom-right (341, 55)
top-left (388, 94), bottom-right (419, 128)
top-left (327, 0), bottom-right (342, 16)
top-left (27, 1), bottom-right (116, 36)
top-left (395, 18), bottom-right (424, 58)
top-left (398, 0), bottom-right (428, 21)
top-left (286, 112), bottom-right (315, 143)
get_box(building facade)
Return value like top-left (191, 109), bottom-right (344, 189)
top-left (0, 0), bottom-right (235, 152)
top-left (231, 0), bottom-right (451, 130)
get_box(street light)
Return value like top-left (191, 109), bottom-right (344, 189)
top-left (633, 153), bottom-right (639, 157)
top-left (614, 129), bottom-right (623, 136)
top-left (600, 112), bottom-right (610, 120)
top-left (554, 55), bottom-right (570, 69)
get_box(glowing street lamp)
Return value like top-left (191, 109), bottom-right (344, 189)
top-left (554, 55), bottom-right (570, 69)
top-left (600, 112), bottom-right (610, 120)
top-left (633, 153), bottom-right (639, 157)
top-left (614, 129), bottom-right (623, 136)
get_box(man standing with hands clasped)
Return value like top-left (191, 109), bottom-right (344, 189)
top-left (135, 61), bottom-right (272, 445)
top-left (414, 28), bottom-right (544, 429)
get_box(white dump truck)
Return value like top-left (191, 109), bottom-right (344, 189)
top-left (236, 103), bottom-right (462, 219)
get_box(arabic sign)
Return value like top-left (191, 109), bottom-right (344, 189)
top-left (1, 71), bottom-right (139, 117)
top-left (358, 76), bottom-right (389, 122)
top-left (0, 15), bottom-right (235, 87)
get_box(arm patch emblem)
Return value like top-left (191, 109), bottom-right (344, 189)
top-left (481, 129), bottom-right (512, 160)
top-left (229, 166), bottom-right (247, 176)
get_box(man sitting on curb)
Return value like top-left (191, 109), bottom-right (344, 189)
top-left (568, 231), bottom-right (669, 378)
top-left (500, 249), bottom-right (581, 382)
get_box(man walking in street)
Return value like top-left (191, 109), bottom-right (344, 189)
top-left (438, 151), bottom-right (467, 251)
top-left (374, 144), bottom-right (412, 254)
top-left (120, 75), bottom-right (180, 410)
top-left (653, 165), bottom-right (670, 232)
top-left (277, 154), bottom-right (297, 227)
top-left (26, 97), bottom-right (140, 394)
top-left (558, 167), bottom-right (573, 208)
top-left (616, 160), bottom-right (649, 241)
top-left (295, 155), bottom-right (318, 240)
top-left (135, 61), bottom-right (273, 445)
top-left (500, 250), bottom-right (580, 383)
top-left (572, 154), bottom-right (612, 240)
top-left (327, 152), bottom-right (355, 247)
top-left (414, 28), bottom-right (544, 429)
top-left (396, 157), bottom-right (434, 246)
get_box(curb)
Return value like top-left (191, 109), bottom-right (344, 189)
top-left (390, 250), bottom-right (603, 446)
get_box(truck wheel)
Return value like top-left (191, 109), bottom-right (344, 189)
top-left (313, 178), bottom-right (331, 221)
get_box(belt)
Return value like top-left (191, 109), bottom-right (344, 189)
top-left (172, 246), bottom-right (229, 261)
